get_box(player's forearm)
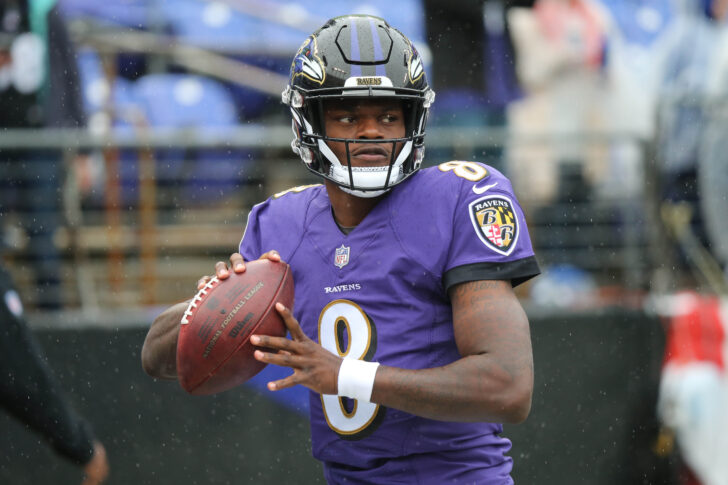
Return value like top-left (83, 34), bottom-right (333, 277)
top-left (141, 301), bottom-right (187, 379)
top-left (370, 354), bottom-right (533, 423)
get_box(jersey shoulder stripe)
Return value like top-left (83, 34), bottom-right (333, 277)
top-left (272, 184), bottom-right (323, 199)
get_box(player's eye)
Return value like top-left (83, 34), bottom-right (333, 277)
top-left (329, 112), bottom-right (355, 123)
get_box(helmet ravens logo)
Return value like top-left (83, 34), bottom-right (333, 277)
top-left (291, 36), bottom-right (325, 85)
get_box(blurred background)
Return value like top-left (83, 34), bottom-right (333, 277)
top-left (1, 0), bottom-right (727, 483)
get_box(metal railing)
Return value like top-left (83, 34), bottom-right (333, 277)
top-left (0, 125), bottom-right (667, 312)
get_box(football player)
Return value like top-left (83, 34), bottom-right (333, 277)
top-left (143, 15), bottom-right (540, 483)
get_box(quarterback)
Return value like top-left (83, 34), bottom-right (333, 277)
top-left (143, 14), bottom-right (540, 484)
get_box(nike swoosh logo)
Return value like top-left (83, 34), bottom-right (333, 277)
top-left (472, 182), bottom-right (498, 194)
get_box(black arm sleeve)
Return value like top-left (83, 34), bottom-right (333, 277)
top-left (0, 267), bottom-right (95, 465)
top-left (443, 255), bottom-right (541, 292)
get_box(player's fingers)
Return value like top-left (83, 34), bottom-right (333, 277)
top-left (275, 302), bottom-right (307, 340)
top-left (215, 260), bottom-right (230, 279)
top-left (229, 252), bottom-right (246, 273)
top-left (254, 349), bottom-right (301, 368)
top-left (265, 374), bottom-right (298, 391)
top-left (250, 334), bottom-right (294, 351)
top-left (196, 275), bottom-right (212, 290)
top-left (258, 249), bottom-right (281, 262)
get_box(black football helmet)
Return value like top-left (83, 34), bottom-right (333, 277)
top-left (282, 15), bottom-right (435, 197)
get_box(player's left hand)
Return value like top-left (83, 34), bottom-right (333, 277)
top-left (81, 440), bottom-right (109, 485)
top-left (251, 302), bottom-right (341, 395)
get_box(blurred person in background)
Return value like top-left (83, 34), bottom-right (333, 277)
top-left (0, 2), bottom-right (108, 482)
top-left (0, 0), bottom-right (87, 310)
top-left (700, 0), bottom-right (728, 279)
top-left (506, 0), bottom-right (609, 308)
top-left (654, 3), bottom-right (728, 485)
top-left (423, 0), bottom-right (534, 173)
top-left (508, 0), bottom-right (609, 203)
top-left (656, 0), bottom-right (728, 262)
top-left (0, 263), bottom-right (109, 484)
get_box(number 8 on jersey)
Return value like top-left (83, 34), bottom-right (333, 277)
top-left (319, 300), bottom-right (383, 438)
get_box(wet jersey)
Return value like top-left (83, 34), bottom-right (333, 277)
top-left (239, 161), bottom-right (540, 483)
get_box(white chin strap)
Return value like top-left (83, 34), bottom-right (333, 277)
top-left (318, 139), bottom-right (413, 198)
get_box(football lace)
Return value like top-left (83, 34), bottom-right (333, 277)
top-left (180, 277), bottom-right (220, 325)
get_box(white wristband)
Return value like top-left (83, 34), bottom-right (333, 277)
top-left (337, 358), bottom-right (380, 402)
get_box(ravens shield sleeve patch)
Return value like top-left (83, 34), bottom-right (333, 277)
top-left (468, 195), bottom-right (519, 256)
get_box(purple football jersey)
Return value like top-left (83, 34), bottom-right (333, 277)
top-left (239, 162), bottom-right (539, 483)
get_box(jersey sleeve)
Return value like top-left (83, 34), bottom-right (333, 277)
top-left (442, 164), bottom-right (540, 291)
top-left (238, 184), bottom-right (322, 263)
top-left (238, 203), bottom-right (263, 262)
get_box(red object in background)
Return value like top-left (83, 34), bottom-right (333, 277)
top-left (663, 292), bottom-right (725, 370)
top-left (681, 465), bottom-right (702, 485)
top-left (660, 292), bottom-right (727, 485)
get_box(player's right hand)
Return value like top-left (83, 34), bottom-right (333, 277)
top-left (196, 251), bottom-right (282, 290)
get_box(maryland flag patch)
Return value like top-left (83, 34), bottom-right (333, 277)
top-left (469, 195), bottom-right (519, 255)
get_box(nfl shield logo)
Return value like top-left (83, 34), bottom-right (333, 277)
top-left (334, 245), bottom-right (350, 269)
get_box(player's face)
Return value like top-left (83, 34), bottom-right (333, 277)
top-left (323, 98), bottom-right (406, 168)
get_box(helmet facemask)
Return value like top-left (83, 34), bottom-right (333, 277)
top-left (285, 87), bottom-right (431, 197)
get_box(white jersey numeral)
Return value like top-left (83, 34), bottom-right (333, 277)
top-left (318, 299), bottom-right (382, 437)
top-left (438, 160), bottom-right (488, 182)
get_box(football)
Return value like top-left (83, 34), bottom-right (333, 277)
top-left (176, 259), bottom-right (294, 395)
